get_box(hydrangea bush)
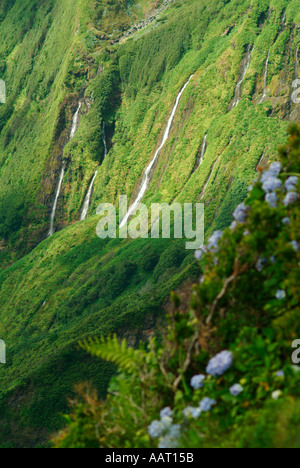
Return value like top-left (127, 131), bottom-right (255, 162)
top-left (53, 125), bottom-right (300, 449)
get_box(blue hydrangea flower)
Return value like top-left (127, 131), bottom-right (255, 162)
top-left (200, 398), bottom-right (217, 412)
top-left (206, 350), bottom-right (233, 376)
top-left (233, 203), bottom-right (248, 223)
top-left (190, 374), bottom-right (205, 389)
top-left (169, 424), bottom-right (181, 439)
top-left (183, 406), bottom-right (202, 419)
top-left (262, 177), bottom-right (282, 193)
top-left (282, 217), bottom-right (290, 225)
top-left (261, 164), bottom-right (282, 185)
top-left (269, 162), bottom-right (282, 176)
top-left (160, 407), bottom-right (173, 419)
top-left (283, 192), bottom-right (298, 206)
top-left (230, 221), bottom-right (238, 231)
top-left (276, 289), bottom-right (286, 300)
top-left (230, 383), bottom-right (244, 396)
top-left (158, 425), bottom-right (181, 448)
top-left (276, 370), bottom-right (284, 378)
top-left (265, 192), bottom-right (278, 208)
top-left (148, 420), bottom-right (164, 439)
top-left (158, 434), bottom-right (178, 449)
top-left (290, 241), bottom-right (299, 253)
top-left (208, 231), bottom-right (224, 252)
top-left (262, 162), bottom-right (282, 180)
top-left (285, 176), bottom-right (298, 192)
top-left (160, 416), bottom-right (173, 431)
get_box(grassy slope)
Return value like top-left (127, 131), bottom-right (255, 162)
top-left (0, 0), bottom-right (299, 446)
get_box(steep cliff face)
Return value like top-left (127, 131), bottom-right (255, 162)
top-left (0, 0), bottom-right (299, 264)
top-left (0, 0), bottom-right (299, 447)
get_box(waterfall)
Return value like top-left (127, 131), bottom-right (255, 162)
top-left (198, 134), bottom-right (207, 166)
top-left (70, 102), bottom-right (82, 139)
top-left (48, 164), bottom-right (65, 237)
top-left (48, 102), bottom-right (82, 236)
top-left (102, 123), bottom-right (108, 159)
top-left (120, 75), bottom-right (194, 228)
top-left (230, 46), bottom-right (254, 110)
top-left (80, 122), bottom-right (108, 222)
top-left (80, 171), bottom-right (98, 221)
top-left (281, 11), bottom-right (286, 29)
top-left (259, 53), bottom-right (270, 103)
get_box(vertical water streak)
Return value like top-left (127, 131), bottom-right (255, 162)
top-left (230, 46), bottom-right (254, 110)
top-left (80, 171), bottom-right (98, 221)
top-left (120, 75), bottom-right (194, 228)
top-left (259, 53), bottom-right (270, 103)
top-left (70, 102), bottom-right (82, 140)
top-left (198, 134), bottom-right (207, 166)
top-left (48, 164), bottom-right (65, 237)
top-left (48, 102), bottom-right (81, 236)
top-left (102, 123), bottom-right (108, 159)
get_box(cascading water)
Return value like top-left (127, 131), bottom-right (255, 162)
top-left (80, 123), bottom-right (108, 221)
top-left (70, 102), bottom-right (82, 139)
top-left (48, 164), bottom-right (65, 237)
top-left (198, 134), bottom-right (207, 166)
top-left (281, 11), bottom-right (286, 29)
top-left (102, 123), bottom-right (108, 159)
top-left (230, 46), bottom-right (254, 110)
top-left (80, 170), bottom-right (98, 221)
top-left (259, 53), bottom-right (270, 103)
top-left (120, 75), bottom-right (194, 228)
top-left (48, 102), bottom-right (81, 236)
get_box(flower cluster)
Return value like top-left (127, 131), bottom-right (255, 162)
top-left (233, 202), bottom-right (248, 223)
top-left (230, 383), bottom-right (244, 396)
top-left (190, 374), bottom-right (205, 390)
top-left (206, 350), bottom-right (233, 377)
top-left (148, 407), bottom-right (181, 448)
top-left (200, 398), bottom-right (217, 412)
top-left (260, 161), bottom-right (299, 209)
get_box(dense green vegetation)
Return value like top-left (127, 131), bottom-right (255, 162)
top-left (0, 0), bottom-right (298, 447)
top-left (54, 125), bottom-right (300, 448)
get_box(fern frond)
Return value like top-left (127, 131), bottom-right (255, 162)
top-left (80, 334), bottom-right (146, 374)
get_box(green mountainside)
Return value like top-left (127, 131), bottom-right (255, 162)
top-left (0, 0), bottom-right (299, 447)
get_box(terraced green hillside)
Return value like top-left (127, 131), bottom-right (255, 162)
top-left (0, 0), bottom-right (299, 447)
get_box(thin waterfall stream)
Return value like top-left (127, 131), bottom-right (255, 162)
top-left (102, 123), bottom-right (108, 159)
top-left (48, 164), bottom-right (65, 237)
top-left (259, 53), bottom-right (270, 103)
top-left (48, 101), bottom-right (82, 236)
top-left (230, 46), bottom-right (254, 110)
top-left (120, 75), bottom-right (194, 228)
top-left (80, 122), bottom-right (109, 221)
top-left (198, 134), bottom-right (207, 166)
top-left (80, 171), bottom-right (98, 221)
